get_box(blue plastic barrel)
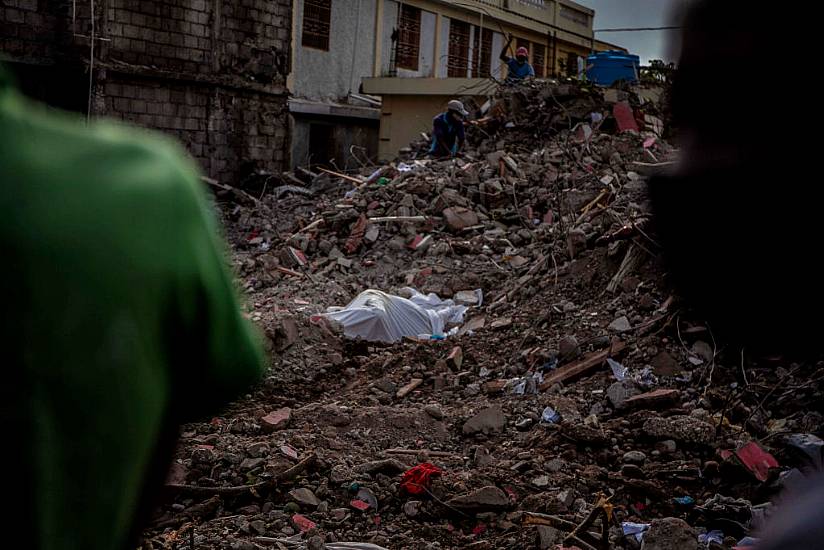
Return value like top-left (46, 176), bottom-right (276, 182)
top-left (586, 51), bottom-right (640, 86)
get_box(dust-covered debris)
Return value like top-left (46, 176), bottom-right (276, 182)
top-left (142, 79), bottom-right (824, 550)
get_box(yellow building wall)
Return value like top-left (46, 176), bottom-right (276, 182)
top-left (378, 94), bottom-right (485, 161)
top-left (367, 0), bottom-right (599, 159)
top-left (554, 43), bottom-right (592, 76)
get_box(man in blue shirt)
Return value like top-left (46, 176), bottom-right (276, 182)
top-left (429, 99), bottom-right (469, 157)
top-left (500, 35), bottom-right (535, 83)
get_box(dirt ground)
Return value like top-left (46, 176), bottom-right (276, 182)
top-left (141, 81), bottom-right (824, 550)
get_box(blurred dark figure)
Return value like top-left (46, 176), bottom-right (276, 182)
top-left (650, 1), bottom-right (819, 548)
top-left (650, 0), bottom-right (818, 355)
top-left (0, 64), bottom-right (264, 549)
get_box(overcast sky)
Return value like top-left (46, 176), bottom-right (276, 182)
top-left (574, 0), bottom-right (688, 64)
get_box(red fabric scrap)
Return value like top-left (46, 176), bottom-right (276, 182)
top-left (400, 463), bottom-right (443, 495)
top-left (736, 441), bottom-right (779, 482)
top-left (613, 101), bottom-right (639, 132)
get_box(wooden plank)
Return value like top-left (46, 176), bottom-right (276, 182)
top-left (539, 340), bottom-right (627, 390)
top-left (317, 167), bottom-right (364, 185)
top-left (396, 378), bottom-right (423, 398)
top-left (275, 266), bottom-right (305, 278)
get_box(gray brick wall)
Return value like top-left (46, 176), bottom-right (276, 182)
top-left (103, 77), bottom-right (289, 183)
top-left (1, 0), bottom-right (292, 180)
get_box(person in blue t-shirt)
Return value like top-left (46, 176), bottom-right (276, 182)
top-left (429, 99), bottom-right (469, 157)
top-left (500, 34), bottom-right (535, 83)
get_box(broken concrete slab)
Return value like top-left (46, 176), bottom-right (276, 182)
top-left (463, 406), bottom-right (506, 435)
top-left (289, 487), bottom-right (320, 508)
top-left (446, 486), bottom-right (510, 512)
top-left (260, 408), bottom-right (292, 432)
top-left (607, 381), bottom-right (641, 409)
top-left (640, 517), bottom-right (698, 550)
top-left (651, 351), bottom-right (680, 376)
top-left (643, 415), bottom-right (715, 445)
top-left (608, 316), bottom-right (632, 332)
top-left (443, 207), bottom-right (479, 232)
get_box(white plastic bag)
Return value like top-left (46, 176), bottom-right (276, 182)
top-left (323, 288), bottom-right (475, 343)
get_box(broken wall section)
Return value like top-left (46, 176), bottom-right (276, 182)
top-left (1, 0), bottom-right (292, 181)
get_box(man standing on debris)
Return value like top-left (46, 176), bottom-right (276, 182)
top-left (0, 64), bottom-right (264, 550)
top-left (429, 99), bottom-right (469, 157)
top-left (500, 34), bottom-right (535, 83)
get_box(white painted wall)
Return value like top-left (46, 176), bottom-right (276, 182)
top-left (381, 1), bottom-right (437, 77)
top-left (467, 25), bottom-right (476, 78)
top-left (437, 17), bottom-right (450, 78)
top-left (491, 31), bottom-right (506, 80)
top-left (380, 1), bottom-right (396, 75)
top-left (293, 0), bottom-right (378, 101)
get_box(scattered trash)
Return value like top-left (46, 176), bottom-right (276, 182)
top-left (541, 406), bottom-right (561, 424)
top-left (153, 75), bottom-right (805, 549)
top-left (508, 372), bottom-right (544, 395)
top-left (613, 101), bottom-right (640, 132)
top-left (400, 463), bottom-right (443, 496)
top-left (734, 537), bottom-right (759, 548)
top-left (674, 496), bottom-right (696, 506)
top-left (607, 357), bottom-right (628, 381)
top-left (622, 521), bottom-right (650, 543)
top-left (699, 530), bottom-right (724, 545)
top-left (453, 289), bottom-right (484, 307)
top-left (355, 487), bottom-right (379, 511)
top-left (350, 499), bottom-right (371, 511)
top-left (784, 433), bottom-right (824, 471)
top-left (291, 514), bottom-right (317, 532)
top-left (540, 357), bottom-right (559, 371)
top-left (634, 366), bottom-right (658, 387)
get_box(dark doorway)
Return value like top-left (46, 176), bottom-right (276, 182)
top-left (308, 123), bottom-right (335, 167)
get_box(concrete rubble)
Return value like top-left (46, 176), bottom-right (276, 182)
top-left (142, 79), bottom-right (824, 550)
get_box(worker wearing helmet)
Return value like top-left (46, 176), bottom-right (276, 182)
top-left (429, 99), bottom-right (469, 157)
top-left (500, 34), bottom-right (535, 83)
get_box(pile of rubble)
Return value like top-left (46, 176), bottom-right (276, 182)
top-left (143, 80), bottom-right (824, 550)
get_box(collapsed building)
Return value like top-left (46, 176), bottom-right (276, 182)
top-left (140, 79), bottom-right (823, 549)
top-left (0, 0), bottom-right (291, 181)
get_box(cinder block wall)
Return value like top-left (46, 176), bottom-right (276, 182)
top-left (1, 0), bottom-right (292, 182)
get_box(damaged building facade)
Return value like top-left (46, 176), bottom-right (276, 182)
top-left (288, 0), bottom-right (381, 171)
top-left (0, 0), bottom-right (291, 182)
top-left (359, 0), bottom-right (598, 160)
top-left (287, 0), bottom-right (601, 167)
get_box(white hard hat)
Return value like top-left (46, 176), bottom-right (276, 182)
top-left (447, 99), bottom-right (470, 117)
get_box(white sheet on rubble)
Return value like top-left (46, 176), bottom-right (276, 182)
top-left (323, 287), bottom-right (475, 343)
